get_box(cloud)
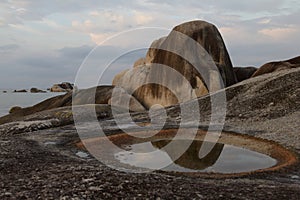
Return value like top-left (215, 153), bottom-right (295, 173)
top-left (0, 0), bottom-right (300, 88)
top-left (133, 11), bottom-right (154, 25)
top-left (259, 26), bottom-right (299, 40)
top-left (58, 45), bottom-right (94, 58)
top-left (89, 33), bottom-right (112, 45)
top-left (0, 44), bottom-right (19, 52)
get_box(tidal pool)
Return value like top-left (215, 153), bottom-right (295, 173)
top-left (81, 129), bottom-right (297, 175)
top-left (114, 139), bottom-right (277, 173)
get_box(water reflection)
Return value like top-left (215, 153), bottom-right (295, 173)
top-left (115, 139), bottom-right (277, 173)
top-left (151, 140), bottom-right (224, 170)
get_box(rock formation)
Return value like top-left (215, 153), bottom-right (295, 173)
top-left (30, 88), bottom-right (47, 93)
top-left (113, 20), bottom-right (237, 109)
top-left (50, 82), bottom-right (74, 92)
top-left (233, 67), bottom-right (257, 82)
top-left (9, 106), bottom-right (22, 114)
top-left (0, 86), bottom-right (145, 125)
top-left (252, 56), bottom-right (300, 77)
top-left (13, 89), bottom-right (27, 93)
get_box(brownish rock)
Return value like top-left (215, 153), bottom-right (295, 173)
top-left (108, 87), bottom-right (146, 112)
top-left (233, 67), bottom-right (257, 82)
top-left (113, 20), bottom-right (237, 109)
top-left (112, 69), bottom-right (129, 86)
top-left (133, 58), bottom-right (146, 68)
top-left (252, 56), bottom-right (300, 77)
top-left (50, 82), bottom-right (74, 92)
top-left (9, 106), bottom-right (22, 114)
top-left (145, 36), bottom-right (166, 64)
top-left (30, 88), bottom-right (46, 93)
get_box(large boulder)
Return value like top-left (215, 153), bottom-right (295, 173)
top-left (113, 20), bottom-right (237, 109)
top-left (233, 67), bottom-right (257, 82)
top-left (252, 56), bottom-right (300, 77)
top-left (145, 36), bottom-right (167, 64)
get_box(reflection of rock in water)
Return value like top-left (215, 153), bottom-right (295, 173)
top-left (151, 140), bottom-right (224, 170)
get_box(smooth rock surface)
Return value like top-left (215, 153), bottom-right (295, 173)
top-left (113, 20), bottom-right (237, 109)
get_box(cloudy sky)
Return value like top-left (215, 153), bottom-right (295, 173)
top-left (1, 0), bottom-right (299, 88)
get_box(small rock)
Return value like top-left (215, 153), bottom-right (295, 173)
top-left (76, 151), bottom-right (89, 158)
top-left (4, 192), bottom-right (12, 196)
top-left (44, 141), bottom-right (57, 145)
top-left (291, 175), bottom-right (299, 179)
top-left (82, 178), bottom-right (94, 183)
top-left (88, 186), bottom-right (102, 191)
top-left (196, 193), bottom-right (204, 198)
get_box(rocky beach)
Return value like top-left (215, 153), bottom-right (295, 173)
top-left (0, 20), bottom-right (299, 199)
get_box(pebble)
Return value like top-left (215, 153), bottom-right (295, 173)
top-left (291, 175), bottom-right (299, 179)
top-left (88, 186), bottom-right (102, 191)
top-left (76, 151), bottom-right (89, 158)
top-left (4, 192), bottom-right (12, 196)
top-left (82, 178), bottom-right (94, 183)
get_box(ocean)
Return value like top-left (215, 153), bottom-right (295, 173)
top-left (0, 89), bottom-right (63, 117)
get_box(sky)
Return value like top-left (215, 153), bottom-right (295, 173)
top-left (0, 0), bottom-right (299, 88)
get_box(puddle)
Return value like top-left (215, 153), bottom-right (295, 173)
top-left (82, 129), bottom-right (297, 175)
top-left (115, 140), bottom-right (277, 173)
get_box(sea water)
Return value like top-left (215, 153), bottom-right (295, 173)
top-left (0, 89), bottom-right (62, 117)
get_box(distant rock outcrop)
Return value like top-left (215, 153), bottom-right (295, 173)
top-left (30, 88), bottom-right (46, 93)
top-left (13, 89), bottom-right (27, 93)
top-left (113, 20), bottom-right (237, 109)
top-left (50, 82), bottom-right (74, 92)
top-left (233, 67), bottom-right (257, 82)
top-left (252, 56), bottom-right (300, 77)
top-left (9, 106), bottom-right (22, 114)
top-left (0, 86), bottom-right (145, 125)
